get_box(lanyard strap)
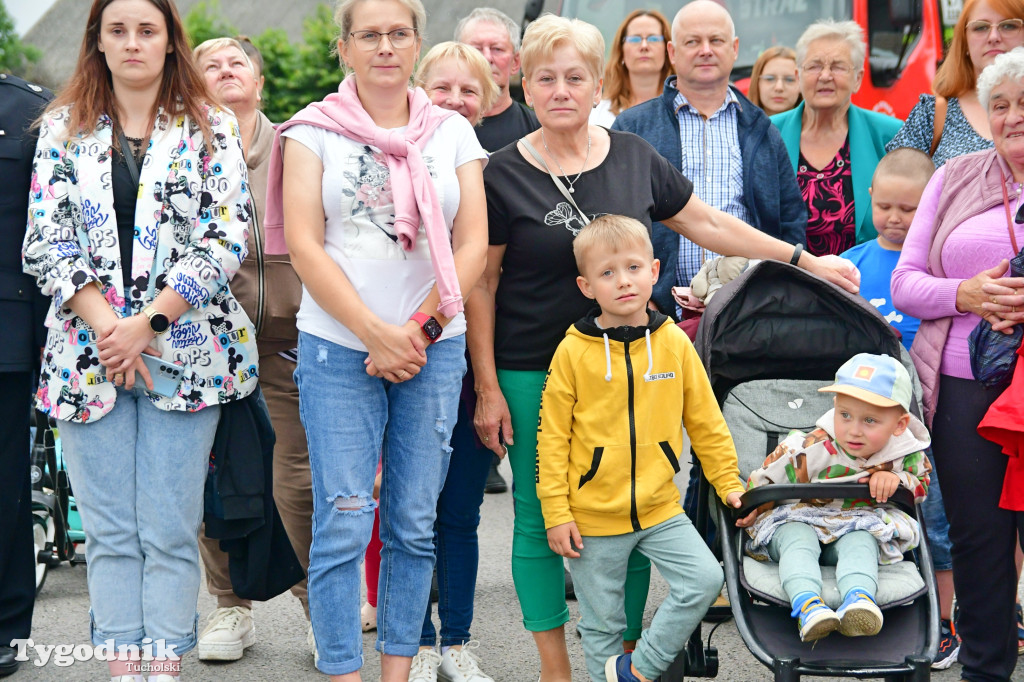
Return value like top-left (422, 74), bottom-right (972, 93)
top-left (117, 129), bottom-right (141, 189)
top-left (999, 168), bottom-right (1021, 255)
top-left (519, 137), bottom-right (590, 227)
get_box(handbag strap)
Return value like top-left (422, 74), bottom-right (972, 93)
top-left (519, 137), bottom-right (590, 226)
top-left (117, 128), bottom-right (141, 189)
top-left (998, 168), bottom-right (1021, 255)
top-left (929, 96), bottom-right (947, 157)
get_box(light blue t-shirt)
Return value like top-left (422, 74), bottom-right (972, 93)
top-left (841, 239), bottom-right (920, 350)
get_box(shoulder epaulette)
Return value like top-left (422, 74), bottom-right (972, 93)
top-left (0, 73), bottom-right (53, 101)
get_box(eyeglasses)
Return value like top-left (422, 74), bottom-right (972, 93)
top-left (967, 18), bottom-right (1024, 38)
top-left (623, 34), bottom-right (665, 44)
top-left (802, 60), bottom-right (854, 75)
top-left (348, 27), bottom-right (418, 51)
top-left (759, 74), bottom-right (797, 85)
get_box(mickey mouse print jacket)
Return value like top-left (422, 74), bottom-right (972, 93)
top-left (22, 105), bottom-right (258, 423)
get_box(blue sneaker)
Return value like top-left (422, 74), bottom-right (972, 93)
top-left (836, 590), bottom-right (883, 637)
top-left (604, 652), bottom-right (642, 682)
top-left (791, 592), bottom-right (840, 642)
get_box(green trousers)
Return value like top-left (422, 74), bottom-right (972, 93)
top-left (498, 369), bottom-right (650, 637)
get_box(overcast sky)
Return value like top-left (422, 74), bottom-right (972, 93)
top-left (6, 0), bottom-right (58, 34)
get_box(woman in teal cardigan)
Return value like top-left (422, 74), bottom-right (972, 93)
top-left (771, 19), bottom-right (902, 256)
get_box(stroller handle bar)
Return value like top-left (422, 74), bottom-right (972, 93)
top-left (729, 484), bottom-right (917, 520)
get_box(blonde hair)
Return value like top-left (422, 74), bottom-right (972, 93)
top-left (935, 0), bottom-right (1024, 97)
top-left (872, 147), bottom-right (935, 187)
top-left (748, 46), bottom-right (800, 110)
top-left (573, 214), bottom-right (653, 273)
top-left (333, 0), bottom-right (427, 58)
top-left (602, 10), bottom-right (672, 116)
top-left (192, 37), bottom-right (254, 75)
top-left (415, 41), bottom-right (500, 117)
top-left (520, 14), bottom-right (605, 81)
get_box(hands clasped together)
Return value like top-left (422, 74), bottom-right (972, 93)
top-left (959, 259), bottom-right (1024, 332)
top-left (95, 314), bottom-right (158, 391)
top-left (362, 319), bottom-right (428, 384)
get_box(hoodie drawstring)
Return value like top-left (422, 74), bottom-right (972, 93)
top-left (643, 328), bottom-right (653, 381)
top-left (603, 333), bottom-right (612, 382)
top-left (603, 329), bottom-right (654, 382)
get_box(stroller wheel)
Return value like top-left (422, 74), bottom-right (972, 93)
top-left (33, 513), bottom-right (54, 594)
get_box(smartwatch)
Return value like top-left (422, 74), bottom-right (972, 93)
top-left (142, 305), bottom-right (171, 335)
top-left (411, 312), bottom-right (443, 344)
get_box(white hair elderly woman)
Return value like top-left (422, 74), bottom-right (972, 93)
top-left (467, 13), bottom-right (860, 682)
top-left (772, 20), bottom-right (903, 257)
top-left (892, 48), bottom-right (1024, 682)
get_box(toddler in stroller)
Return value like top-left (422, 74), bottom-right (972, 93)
top-left (738, 353), bottom-right (931, 643)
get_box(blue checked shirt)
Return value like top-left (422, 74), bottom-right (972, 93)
top-left (673, 88), bottom-right (752, 287)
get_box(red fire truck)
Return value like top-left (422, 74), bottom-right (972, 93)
top-left (531, 0), bottom-right (962, 119)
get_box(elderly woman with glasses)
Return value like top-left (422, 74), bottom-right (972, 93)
top-left (771, 20), bottom-right (902, 257)
top-left (589, 9), bottom-right (672, 127)
top-left (266, 0), bottom-right (489, 678)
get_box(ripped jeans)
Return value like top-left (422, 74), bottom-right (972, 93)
top-left (295, 331), bottom-right (466, 676)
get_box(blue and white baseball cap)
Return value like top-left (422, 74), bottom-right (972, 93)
top-left (818, 353), bottom-right (912, 411)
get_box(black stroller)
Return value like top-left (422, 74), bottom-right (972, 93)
top-left (691, 260), bottom-right (939, 681)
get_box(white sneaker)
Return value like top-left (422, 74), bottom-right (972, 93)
top-left (197, 605), bottom-right (255, 661)
top-left (409, 648), bottom-right (442, 682)
top-left (307, 623), bottom-right (318, 662)
top-left (361, 601), bottom-right (378, 632)
top-left (437, 642), bottom-right (493, 682)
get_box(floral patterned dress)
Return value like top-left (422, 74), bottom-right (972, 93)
top-left (798, 138), bottom-right (856, 257)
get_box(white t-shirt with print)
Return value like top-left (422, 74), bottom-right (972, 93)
top-left (282, 114), bottom-right (486, 352)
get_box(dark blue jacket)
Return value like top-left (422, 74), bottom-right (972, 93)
top-left (0, 74), bottom-right (52, 373)
top-left (613, 77), bottom-right (806, 314)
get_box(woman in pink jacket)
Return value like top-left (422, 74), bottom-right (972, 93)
top-left (892, 49), bottom-right (1024, 682)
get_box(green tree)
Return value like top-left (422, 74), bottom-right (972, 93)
top-left (258, 4), bottom-right (342, 121)
top-left (0, 0), bottom-right (41, 77)
top-left (183, 0), bottom-right (238, 49)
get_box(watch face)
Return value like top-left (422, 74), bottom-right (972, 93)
top-left (423, 317), bottom-right (443, 341)
top-left (150, 313), bottom-right (170, 333)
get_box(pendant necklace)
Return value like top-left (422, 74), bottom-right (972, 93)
top-left (541, 128), bottom-right (591, 193)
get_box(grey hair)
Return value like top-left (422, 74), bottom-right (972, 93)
top-left (334, 0), bottom-right (427, 45)
top-left (455, 8), bottom-right (521, 52)
top-left (796, 19), bottom-right (866, 69)
top-left (978, 48), bottom-right (1024, 109)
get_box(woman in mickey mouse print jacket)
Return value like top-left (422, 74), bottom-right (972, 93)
top-left (20, 0), bottom-right (257, 678)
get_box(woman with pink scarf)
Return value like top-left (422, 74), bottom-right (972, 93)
top-left (263, 0), bottom-right (488, 679)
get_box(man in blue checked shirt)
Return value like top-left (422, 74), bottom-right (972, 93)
top-left (614, 0), bottom-right (806, 316)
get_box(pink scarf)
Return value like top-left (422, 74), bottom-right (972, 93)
top-left (264, 77), bottom-right (463, 317)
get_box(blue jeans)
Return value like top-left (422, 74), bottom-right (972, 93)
top-left (58, 386), bottom-right (220, 656)
top-left (419, 397), bottom-right (492, 647)
top-left (296, 332), bottom-right (465, 675)
top-left (921, 449), bottom-right (953, 571)
top-left (569, 514), bottom-right (723, 682)
top-left (766, 522), bottom-right (879, 602)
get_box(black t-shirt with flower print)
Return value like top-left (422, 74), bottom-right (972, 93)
top-left (484, 129), bottom-right (693, 370)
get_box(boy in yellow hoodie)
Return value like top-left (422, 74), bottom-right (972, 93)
top-left (536, 215), bottom-right (750, 682)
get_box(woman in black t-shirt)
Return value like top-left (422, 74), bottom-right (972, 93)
top-left (465, 14), bottom-right (860, 682)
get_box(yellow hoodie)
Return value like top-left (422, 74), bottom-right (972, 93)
top-left (536, 311), bottom-right (745, 536)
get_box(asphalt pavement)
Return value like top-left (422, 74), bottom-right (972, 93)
top-left (18, 457), bottom-right (1024, 681)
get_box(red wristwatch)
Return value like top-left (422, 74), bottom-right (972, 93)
top-left (411, 312), bottom-right (443, 344)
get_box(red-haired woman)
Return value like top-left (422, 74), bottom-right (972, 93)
top-left (590, 9), bottom-right (672, 127)
top-left (888, 0), bottom-right (1024, 167)
top-left (22, 1), bottom-right (257, 679)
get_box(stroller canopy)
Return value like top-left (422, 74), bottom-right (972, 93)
top-left (694, 260), bottom-right (906, 407)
